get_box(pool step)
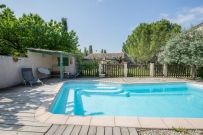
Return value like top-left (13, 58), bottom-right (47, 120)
top-left (79, 89), bottom-right (123, 94)
top-left (65, 89), bottom-right (74, 115)
top-left (78, 89), bottom-right (132, 97)
top-left (130, 92), bottom-right (191, 96)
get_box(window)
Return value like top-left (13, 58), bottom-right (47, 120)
top-left (57, 57), bottom-right (69, 66)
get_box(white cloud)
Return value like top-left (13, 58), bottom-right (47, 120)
top-left (190, 7), bottom-right (203, 14)
top-left (172, 14), bottom-right (195, 24)
top-left (159, 6), bottom-right (203, 27)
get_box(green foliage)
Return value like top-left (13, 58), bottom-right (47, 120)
top-left (61, 17), bottom-right (68, 31)
top-left (197, 66), bottom-right (203, 79)
top-left (159, 30), bottom-right (203, 66)
top-left (89, 45), bottom-right (93, 54)
top-left (123, 19), bottom-right (181, 63)
top-left (172, 127), bottom-right (189, 134)
top-left (84, 47), bottom-right (88, 56)
top-left (101, 49), bottom-right (107, 53)
top-left (0, 5), bottom-right (79, 57)
top-left (101, 49), bottom-right (104, 53)
top-left (79, 60), bottom-right (98, 70)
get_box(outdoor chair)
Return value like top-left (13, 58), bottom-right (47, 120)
top-left (21, 68), bottom-right (43, 86)
top-left (66, 72), bottom-right (80, 78)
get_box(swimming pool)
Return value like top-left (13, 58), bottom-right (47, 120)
top-left (50, 81), bottom-right (203, 118)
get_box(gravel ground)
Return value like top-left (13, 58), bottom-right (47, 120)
top-left (137, 129), bottom-right (203, 135)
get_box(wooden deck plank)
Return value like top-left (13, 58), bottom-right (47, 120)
top-left (105, 127), bottom-right (112, 135)
top-left (71, 125), bottom-right (81, 135)
top-left (45, 125), bottom-right (59, 135)
top-left (79, 126), bottom-right (89, 135)
top-left (113, 127), bottom-right (121, 135)
top-left (88, 126), bottom-right (96, 135)
top-left (96, 126), bottom-right (104, 135)
top-left (62, 125), bottom-right (74, 135)
top-left (54, 125), bottom-right (67, 135)
top-left (128, 128), bottom-right (138, 135)
top-left (121, 127), bottom-right (129, 135)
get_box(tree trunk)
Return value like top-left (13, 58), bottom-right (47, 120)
top-left (191, 64), bottom-right (197, 80)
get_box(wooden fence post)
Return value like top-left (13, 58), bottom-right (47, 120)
top-left (163, 63), bottom-right (168, 77)
top-left (99, 63), bottom-right (102, 75)
top-left (150, 63), bottom-right (155, 77)
top-left (124, 62), bottom-right (128, 77)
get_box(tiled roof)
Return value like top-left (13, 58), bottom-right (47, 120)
top-left (192, 22), bottom-right (203, 30)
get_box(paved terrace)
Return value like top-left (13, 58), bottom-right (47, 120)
top-left (0, 78), bottom-right (203, 135)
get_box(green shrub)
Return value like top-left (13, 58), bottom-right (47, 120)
top-left (79, 60), bottom-right (98, 70)
top-left (197, 66), bottom-right (203, 78)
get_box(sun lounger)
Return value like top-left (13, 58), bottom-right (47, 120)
top-left (21, 68), bottom-right (43, 86)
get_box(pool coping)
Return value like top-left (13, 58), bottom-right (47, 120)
top-left (34, 78), bottom-right (203, 129)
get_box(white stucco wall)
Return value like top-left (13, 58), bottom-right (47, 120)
top-left (65, 56), bottom-right (77, 74)
top-left (0, 52), bottom-right (77, 89)
top-left (0, 55), bottom-right (31, 89)
top-left (27, 51), bottom-right (57, 78)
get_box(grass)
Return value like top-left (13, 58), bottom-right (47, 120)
top-left (172, 127), bottom-right (191, 134)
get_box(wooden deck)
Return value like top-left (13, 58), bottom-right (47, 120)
top-left (45, 125), bottom-right (138, 135)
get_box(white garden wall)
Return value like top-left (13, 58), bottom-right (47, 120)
top-left (0, 55), bottom-right (31, 89)
top-left (0, 52), bottom-right (77, 89)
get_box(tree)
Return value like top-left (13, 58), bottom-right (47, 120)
top-left (84, 47), bottom-right (88, 56)
top-left (123, 19), bottom-right (181, 63)
top-left (101, 49), bottom-right (107, 53)
top-left (0, 4), bottom-right (6, 9)
top-left (101, 49), bottom-right (104, 53)
top-left (0, 7), bottom-right (20, 55)
top-left (0, 5), bottom-right (79, 56)
top-left (159, 30), bottom-right (203, 66)
top-left (61, 17), bottom-right (68, 31)
top-left (89, 45), bottom-right (93, 54)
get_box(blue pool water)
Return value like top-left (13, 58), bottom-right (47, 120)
top-left (50, 81), bottom-right (203, 118)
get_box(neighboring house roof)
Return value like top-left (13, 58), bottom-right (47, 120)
top-left (192, 22), bottom-right (203, 30)
top-left (84, 53), bottom-right (125, 60)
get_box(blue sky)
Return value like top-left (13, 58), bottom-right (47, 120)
top-left (1, 0), bottom-right (203, 52)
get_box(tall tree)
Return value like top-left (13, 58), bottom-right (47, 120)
top-left (61, 17), bottom-right (68, 31)
top-left (89, 45), bottom-right (93, 54)
top-left (123, 19), bottom-right (181, 63)
top-left (84, 47), bottom-right (88, 56)
top-left (101, 49), bottom-right (104, 53)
